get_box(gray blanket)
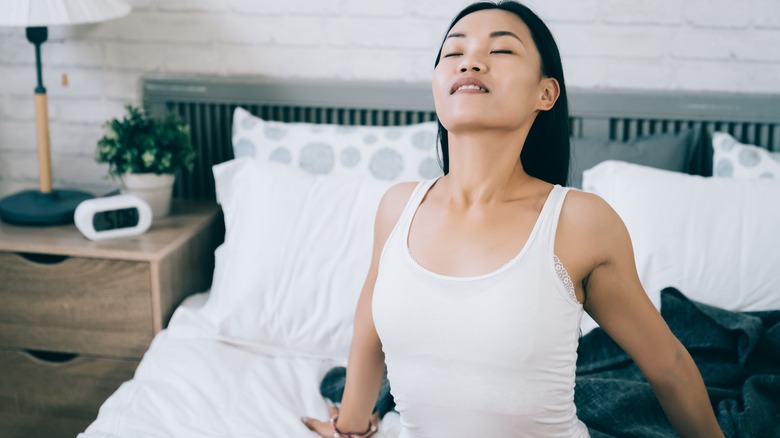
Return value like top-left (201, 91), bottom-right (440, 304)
top-left (576, 287), bottom-right (780, 438)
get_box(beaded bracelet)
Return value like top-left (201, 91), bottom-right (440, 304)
top-left (329, 414), bottom-right (377, 438)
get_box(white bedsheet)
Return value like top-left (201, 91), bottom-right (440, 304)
top-left (79, 293), bottom-right (402, 438)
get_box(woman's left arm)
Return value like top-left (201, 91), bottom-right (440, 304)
top-left (577, 193), bottom-right (724, 438)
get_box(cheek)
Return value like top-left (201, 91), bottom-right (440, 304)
top-left (431, 67), bottom-right (449, 98)
top-left (431, 69), bottom-right (451, 115)
top-left (500, 74), bottom-right (542, 109)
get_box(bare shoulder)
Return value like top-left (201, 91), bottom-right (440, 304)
top-left (561, 189), bottom-right (623, 231)
top-left (374, 181), bottom-right (418, 242)
top-left (557, 189), bottom-right (630, 270)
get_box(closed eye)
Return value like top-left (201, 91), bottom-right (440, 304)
top-left (491, 50), bottom-right (513, 54)
top-left (444, 53), bottom-right (462, 58)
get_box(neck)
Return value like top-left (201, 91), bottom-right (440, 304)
top-left (441, 128), bottom-right (533, 206)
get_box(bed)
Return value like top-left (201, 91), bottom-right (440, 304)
top-left (79, 76), bottom-right (780, 437)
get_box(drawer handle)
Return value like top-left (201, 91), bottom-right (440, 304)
top-left (17, 252), bottom-right (70, 265)
top-left (24, 349), bottom-right (79, 364)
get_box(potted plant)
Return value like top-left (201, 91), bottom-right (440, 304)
top-left (96, 104), bottom-right (195, 218)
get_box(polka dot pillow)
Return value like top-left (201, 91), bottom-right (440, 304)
top-left (232, 107), bottom-right (443, 182)
top-left (712, 132), bottom-right (780, 179)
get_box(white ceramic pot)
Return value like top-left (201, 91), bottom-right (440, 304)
top-left (119, 173), bottom-right (175, 218)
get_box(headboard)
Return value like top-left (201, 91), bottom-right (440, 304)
top-left (142, 74), bottom-right (780, 201)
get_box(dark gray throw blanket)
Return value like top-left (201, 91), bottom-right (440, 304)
top-left (320, 287), bottom-right (780, 436)
top-left (577, 287), bottom-right (780, 438)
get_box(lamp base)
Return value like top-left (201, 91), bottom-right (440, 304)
top-left (0, 189), bottom-right (94, 226)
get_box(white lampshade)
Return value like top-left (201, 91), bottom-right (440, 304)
top-left (0, 0), bottom-right (131, 27)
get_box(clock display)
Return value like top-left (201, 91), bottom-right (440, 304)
top-left (92, 207), bottom-right (140, 232)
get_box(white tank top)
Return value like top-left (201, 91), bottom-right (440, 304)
top-left (372, 178), bottom-right (589, 438)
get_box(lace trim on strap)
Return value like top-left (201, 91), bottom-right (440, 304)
top-left (553, 254), bottom-right (579, 305)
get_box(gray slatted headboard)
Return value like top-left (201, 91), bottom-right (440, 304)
top-left (142, 74), bottom-right (780, 201)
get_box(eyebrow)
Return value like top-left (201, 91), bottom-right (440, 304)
top-left (445, 30), bottom-right (524, 45)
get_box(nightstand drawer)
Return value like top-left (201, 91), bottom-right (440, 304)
top-left (0, 349), bottom-right (138, 438)
top-left (0, 252), bottom-right (155, 358)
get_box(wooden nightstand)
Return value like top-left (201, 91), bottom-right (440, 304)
top-left (0, 200), bottom-right (223, 438)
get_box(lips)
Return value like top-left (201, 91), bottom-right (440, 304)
top-left (450, 78), bottom-right (490, 94)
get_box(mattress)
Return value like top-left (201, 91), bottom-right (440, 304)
top-left (79, 293), bottom-right (402, 438)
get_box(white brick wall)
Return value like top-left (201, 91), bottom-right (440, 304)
top-left (1, 0), bottom-right (779, 197)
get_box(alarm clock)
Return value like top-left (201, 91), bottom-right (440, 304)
top-left (74, 195), bottom-right (153, 241)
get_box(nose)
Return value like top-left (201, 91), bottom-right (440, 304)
top-left (458, 55), bottom-right (486, 73)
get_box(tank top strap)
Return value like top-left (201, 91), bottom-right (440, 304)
top-left (399, 177), bottom-right (439, 229)
top-left (533, 184), bottom-right (572, 258)
top-left (385, 178), bottom-right (440, 254)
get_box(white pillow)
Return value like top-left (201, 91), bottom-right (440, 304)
top-left (581, 160), bottom-right (780, 334)
top-left (232, 107), bottom-right (442, 182)
top-left (712, 132), bottom-right (780, 179)
top-left (197, 157), bottom-right (393, 361)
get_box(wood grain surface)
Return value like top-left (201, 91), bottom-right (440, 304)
top-left (0, 200), bottom-right (220, 261)
top-left (0, 253), bottom-right (154, 358)
top-left (0, 349), bottom-right (137, 437)
top-left (0, 200), bottom-right (223, 436)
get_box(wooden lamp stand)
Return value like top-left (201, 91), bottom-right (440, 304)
top-left (0, 26), bottom-right (93, 225)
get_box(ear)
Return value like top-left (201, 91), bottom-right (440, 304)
top-left (535, 77), bottom-right (560, 112)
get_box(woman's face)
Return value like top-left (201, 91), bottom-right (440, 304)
top-left (432, 9), bottom-right (551, 134)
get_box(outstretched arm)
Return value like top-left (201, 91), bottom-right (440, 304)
top-left (334, 252), bottom-right (387, 432)
top-left (578, 193), bottom-right (724, 438)
top-left (304, 182), bottom-right (416, 437)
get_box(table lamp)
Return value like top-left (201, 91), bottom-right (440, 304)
top-left (0, 0), bottom-right (131, 225)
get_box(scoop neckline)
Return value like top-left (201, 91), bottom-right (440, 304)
top-left (404, 178), bottom-right (559, 282)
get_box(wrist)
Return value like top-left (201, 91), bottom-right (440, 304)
top-left (331, 414), bottom-right (377, 438)
top-left (332, 412), bottom-right (370, 431)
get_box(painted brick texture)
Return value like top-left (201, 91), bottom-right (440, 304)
top-left (1, 0), bottom-right (779, 196)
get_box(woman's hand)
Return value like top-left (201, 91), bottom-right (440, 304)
top-left (301, 404), bottom-right (380, 437)
top-left (301, 404), bottom-right (339, 437)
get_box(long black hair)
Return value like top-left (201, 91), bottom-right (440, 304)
top-left (434, 1), bottom-right (570, 186)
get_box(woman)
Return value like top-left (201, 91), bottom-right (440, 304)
top-left (304, 1), bottom-right (724, 437)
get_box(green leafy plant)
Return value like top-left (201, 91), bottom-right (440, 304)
top-left (96, 104), bottom-right (195, 178)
